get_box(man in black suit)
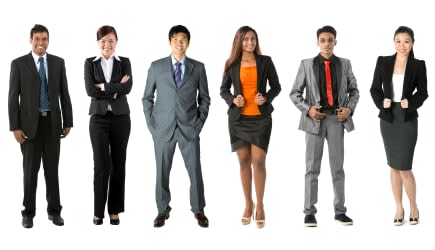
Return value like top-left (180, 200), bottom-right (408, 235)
top-left (8, 24), bottom-right (73, 228)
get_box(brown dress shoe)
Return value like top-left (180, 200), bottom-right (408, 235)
top-left (195, 212), bottom-right (209, 228)
top-left (154, 213), bottom-right (169, 227)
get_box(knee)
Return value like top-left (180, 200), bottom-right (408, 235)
top-left (251, 158), bottom-right (265, 169)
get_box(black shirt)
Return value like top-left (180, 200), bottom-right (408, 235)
top-left (317, 54), bottom-right (339, 109)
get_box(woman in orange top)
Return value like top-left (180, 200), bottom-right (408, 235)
top-left (220, 26), bottom-right (281, 228)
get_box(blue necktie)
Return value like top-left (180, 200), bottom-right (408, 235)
top-left (38, 57), bottom-right (49, 111)
top-left (174, 61), bottom-right (182, 87)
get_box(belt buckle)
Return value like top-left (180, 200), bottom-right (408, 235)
top-left (41, 111), bottom-right (48, 117)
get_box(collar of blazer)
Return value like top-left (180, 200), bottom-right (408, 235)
top-left (166, 55), bottom-right (195, 88)
top-left (382, 53), bottom-right (416, 98)
top-left (313, 54), bottom-right (343, 93)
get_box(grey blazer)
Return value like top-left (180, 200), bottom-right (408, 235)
top-left (142, 56), bottom-right (211, 141)
top-left (290, 56), bottom-right (359, 135)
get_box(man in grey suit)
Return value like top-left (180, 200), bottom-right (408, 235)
top-left (8, 24), bottom-right (73, 228)
top-left (142, 25), bottom-right (211, 228)
top-left (290, 26), bottom-right (359, 227)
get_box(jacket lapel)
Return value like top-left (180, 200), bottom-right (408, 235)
top-left (312, 56), bottom-right (321, 103)
top-left (25, 53), bottom-right (39, 80)
top-left (403, 57), bottom-right (414, 98)
top-left (179, 57), bottom-right (193, 89)
top-left (383, 55), bottom-right (395, 98)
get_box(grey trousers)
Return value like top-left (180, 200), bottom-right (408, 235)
top-left (304, 115), bottom-right (346, 215)
top-left (153, 128), bottom-right (205, 215)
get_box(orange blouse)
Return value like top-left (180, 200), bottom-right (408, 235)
top-left (240, 66), bottom-right (261, 116)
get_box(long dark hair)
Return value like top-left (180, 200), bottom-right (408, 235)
top-left (224, 26), bottom-right (261, 75)
top-left (394, 26), bottom-right (415, 58)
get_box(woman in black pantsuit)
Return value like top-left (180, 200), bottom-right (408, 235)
top-left (85, 26), bottom-right (132, 225)
top-left (370, 26), bottom-right (428, 226)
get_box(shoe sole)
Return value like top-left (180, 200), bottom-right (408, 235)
top-left (335, 220), bottom-right (353, 226)
top-left (304, 223), bottom-right (317, 227)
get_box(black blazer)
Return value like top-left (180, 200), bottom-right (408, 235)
top-left (220, 54), bottom-right (281, 121)
top-left (8, 53), bottom-right (73, 138)
top-left (370, 54), bottom-right (428, 122)
top-left (85, 56), bottom-right (132, 115)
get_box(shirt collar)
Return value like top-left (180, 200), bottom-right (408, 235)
top-left (318, 53), bottom-right (338, 64)
top-left (171, 55), bottom-right (186, 65)
top-left (32, 51), bottom-right (47, 64)
top-left (93, 53), bottom-right (121, 62)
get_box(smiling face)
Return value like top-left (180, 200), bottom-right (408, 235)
top-left (394, 32), bottom-right (413, 57)
top-left (317, 32), bottom-right (336, 58)
top-left (30, 31), bottom-right (49, 56)
top-left (98, 32), bottom-right (117, 59)
top-left (242, 31), bottom-right (257, 54)
top-left (169, 32), bottom-right (189, 60)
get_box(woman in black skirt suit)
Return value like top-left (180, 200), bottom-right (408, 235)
top-left (220, 26), bottom-right (281, 228)
top-left (370, 26), bottom-right (428, 226)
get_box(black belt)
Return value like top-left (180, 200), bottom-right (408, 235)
top-left (319, 108), bottom-right (336, 115)
top-left (40, 111), bottom-right (50, 117)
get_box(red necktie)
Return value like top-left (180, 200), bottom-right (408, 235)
top-left (324, 60), bottom-right (333, 106)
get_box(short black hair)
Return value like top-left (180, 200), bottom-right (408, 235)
top-left (168, 25), bottom-right (190, 42)
top-left (30, 24), bottom-right (49, 39)
top-left (317, 25), bottom-right (336, 39)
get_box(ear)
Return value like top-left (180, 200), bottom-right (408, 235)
top-left (334, 40), bottom-right (337, 46)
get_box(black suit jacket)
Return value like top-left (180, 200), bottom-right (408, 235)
top-left (370, 54), bottom-right (428, 122)
top-left (84, 56), bottom-right (132, 115)
top-left (220, 54), bottom-right (281, 121)
top-left (8, 53), bottom-right (73, 139)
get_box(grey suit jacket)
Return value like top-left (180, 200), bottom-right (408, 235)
top-left (8, 53), bottom-right (73, 138)
top-left (142, 56), bottom-right (210, 141)
top-left (290, 56), bottom-right (359, 135)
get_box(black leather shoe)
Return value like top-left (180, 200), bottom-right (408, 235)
top-left (93, 217), bottom-right (103, 225)
top-left (22, 216), bottom-right (33, 229)
top-left (194, 212), bottom-right (209, 228)
top-left (48, 215), bottom-right (64, 226)
top-left (154, 213), bottom-right (169, 227)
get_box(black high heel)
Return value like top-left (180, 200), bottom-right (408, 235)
top-left (409, 209), bottom-right (419, 225)
top-left (93, 217), bottom-right (103, 225)
top-left (393, 209), bottom-right (404, 226)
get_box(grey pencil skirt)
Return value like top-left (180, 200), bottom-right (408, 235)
top-left (380, 103), bottom-right (418, 170)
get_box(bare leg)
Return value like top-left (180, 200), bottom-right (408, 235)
top-left (236, 145), bottom-right (254, 219)
top-left (400, 170), bottom-right (418, 218)
top-left (251, 145), bottom-right (266, 223)
top-left (390, 168), bottom-right (404, 219)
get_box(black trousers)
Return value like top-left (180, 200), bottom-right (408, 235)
top-left (20, 113), bottom-right (61, 217)
top-left (90, 113), bottom-right (130, 218)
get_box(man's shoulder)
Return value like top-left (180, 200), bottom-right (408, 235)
top-left (186, 57), bottom-right (204, 67)
top-left (12, 53), bottom-right (31, 64)
top-left (47, 54), bottom-right (65, 63)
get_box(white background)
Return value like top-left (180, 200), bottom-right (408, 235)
top-left (1, 0), bottom-right (433, 249)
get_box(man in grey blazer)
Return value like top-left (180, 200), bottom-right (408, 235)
top-left (290, 26), bottom-right (359, 227)
top-left (142, 25), bottom-right (211, 228)
top-left (8, 24), bottom-right (73, 228)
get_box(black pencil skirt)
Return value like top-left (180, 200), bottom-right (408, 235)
top-left (380, 103), bottom-right (418, 170)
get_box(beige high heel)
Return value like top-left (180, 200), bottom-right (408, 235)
top-left (255, 209), bottom-right (265, 229)
top-left (241, 203), bottom-right (255, 225)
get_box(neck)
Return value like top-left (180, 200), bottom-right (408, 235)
top-left (320, 52), bottom-right (332, 59)
top-left (173, 54), bottom-right (185, 61)
top-left (396, 53), bottom-right (408, 62)
top-left (242, 52), bottom-right (255, 60)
